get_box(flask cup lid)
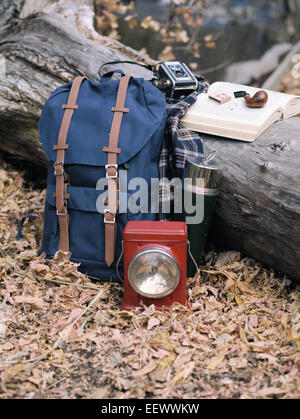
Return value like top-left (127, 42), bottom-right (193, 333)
top-left (185, 151), bottom-right (219, 192)
top-left (186, 151), bottom-right (219, 171)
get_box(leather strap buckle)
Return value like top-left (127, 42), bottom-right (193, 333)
top-left (57, 209), bottom-right (68, 216)
top-left (104, 210), bottom-right (116, 224)
top-left (54, 162), bottom-right (64, 176)
top-left (106, 164), bottom-right (118, 179)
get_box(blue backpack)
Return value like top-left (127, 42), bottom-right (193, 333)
top-left (38, 70), bottom-right (167, 281)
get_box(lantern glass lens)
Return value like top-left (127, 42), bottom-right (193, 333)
top-left (128, 247), bottom-right (180, 299)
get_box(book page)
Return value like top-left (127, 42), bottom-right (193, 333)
top-left (181, 118), bottom-right (259, 141)
top-left (183, 82), bottom-right (299, 129)
top-left (258, 109), bottom-right (284, 135)
top-left (182, 92), bottom-right (266, 131)
top-left (283, 97), bottom-right (300, 118)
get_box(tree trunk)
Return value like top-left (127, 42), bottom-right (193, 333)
top-left (0, 0), bottom-right (154, 166)
top-left (203, 117), bottom-right (300, 283)
top-left (0, 0), bottom-right (299, 282)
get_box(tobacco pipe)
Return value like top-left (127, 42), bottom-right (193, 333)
top-left (234, 90), bottom-right (268, 108)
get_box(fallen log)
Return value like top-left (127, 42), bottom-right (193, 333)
top-left (0, 0), bottom-right (299, 282)
top-left (0, 0), bottom-right (153, 165)
top-left (204, 117), bottom-right (300, 283)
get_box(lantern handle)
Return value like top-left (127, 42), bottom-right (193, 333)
top-left (116, 241), bottom-right (124, 282)
top-left (187, 241), bottom-right (199, 274)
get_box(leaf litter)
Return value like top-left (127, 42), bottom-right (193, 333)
top-left (0, 161), bottom-right (300, 399)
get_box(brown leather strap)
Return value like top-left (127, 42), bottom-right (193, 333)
top-left (111, 107), bottom-right (129, 113)
top-left (54, 76), bottom-right (86, 252)
top-left (62, 104), bottom-right (79, 110)
top-left (103, 75), bottom-right (131, 266)
top-left (53, 144), bottom-right (69, 151)
top-left (102, 146), bottom-right (121, 154)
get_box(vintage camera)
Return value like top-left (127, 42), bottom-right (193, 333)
top-left (153, 61), bottom-right (200, 101)
top-left (99, 60), bottom-right (202, 101)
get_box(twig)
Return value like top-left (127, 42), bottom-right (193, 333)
top-left (185, 23), bottom-right (202, 51)
top-left (0, 288), bottom-right (103, 366)
top-left (40, 276), bottom-right (101, 291)
top-left (8, 264), bottom-right (102, 291)
top-left (48, 377), bottom-right (67, 390)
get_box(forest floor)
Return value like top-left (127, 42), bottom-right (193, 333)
top-left (0, 160), bottom-right (299, 399)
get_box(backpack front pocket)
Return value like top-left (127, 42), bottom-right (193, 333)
top-left (43, 185), bottom-right (127, 264)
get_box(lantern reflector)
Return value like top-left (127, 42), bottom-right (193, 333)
top-left (128, 247), bottom-right (180, 299)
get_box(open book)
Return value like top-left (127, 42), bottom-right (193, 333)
top-left (180, 81), bottom-right (300, 142)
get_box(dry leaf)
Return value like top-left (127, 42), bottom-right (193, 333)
top-left (215, 251), bottom-right (241, 268)
top-left (133, 361), bottom-right (157, 377)
top-left (140, 16), bottom-right (160, 32)
top-left (158, 46), bottom-right (176, 62)
top-left (207, 347), bottom-right (229, 370)
top-left (14, 296), bottom-right (47, 309)
top-left (235, 293), bottom-right (246, 308)
top-left (147, 317), bottom-right (160, 330)
top-left (88, 387), bottom-right (110, 399)
top-left (0, 162), bottom-right (300, 399)
top-left (173, 349), bottom-right (194, 370)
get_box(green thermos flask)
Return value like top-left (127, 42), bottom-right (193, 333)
top-left (176, 152), bottom-right (219, 277)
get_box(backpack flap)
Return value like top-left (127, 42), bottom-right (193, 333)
top-left (39, 77), bottom-right (166, 167)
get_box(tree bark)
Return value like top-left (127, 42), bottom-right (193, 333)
top-left (0, 0), bottom-right (299, 282)
top-left (203, 117), bottom-right (300, 283)
top-left (0, 0), bottom-right (154, 165)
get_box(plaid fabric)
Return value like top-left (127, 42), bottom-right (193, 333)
top-left (159, 81), bottom-right (209, 220)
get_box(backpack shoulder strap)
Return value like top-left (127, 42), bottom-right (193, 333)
top-left (54, 76), bottom-right (86, 253)
top-left (102, 75), bottom-right (131, 266)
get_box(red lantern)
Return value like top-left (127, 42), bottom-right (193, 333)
top-left (121, 221), bottom-right (188, 310)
